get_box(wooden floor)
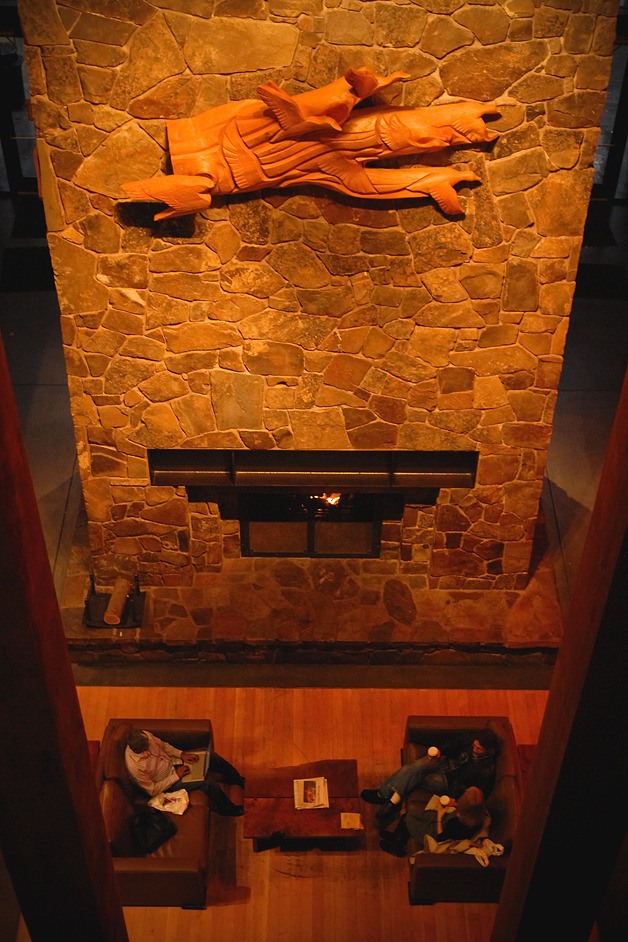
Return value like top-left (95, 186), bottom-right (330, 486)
top-left (19, 686), bottom-right (549, 942)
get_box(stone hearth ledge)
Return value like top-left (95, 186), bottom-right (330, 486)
top-left (60, 526), bottom-right (562, 666)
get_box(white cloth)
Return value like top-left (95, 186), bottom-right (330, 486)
top-left (466, 838), bottom-right (504, 867)
top-left (148, 788), bottom-right (190, 815)
top-left (412, 835), bottom-right (505, 867)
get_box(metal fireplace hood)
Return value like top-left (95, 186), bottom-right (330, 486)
top-left (148, 449), bottom-right (478, 492)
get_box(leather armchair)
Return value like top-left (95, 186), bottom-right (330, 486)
top-left (96, 718), bottom-right (213, 908)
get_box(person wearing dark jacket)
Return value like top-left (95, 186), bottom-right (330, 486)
top-left (361, 728), bottom-right (500, 824)
top-left (379, 785), bottom-right (490, 857)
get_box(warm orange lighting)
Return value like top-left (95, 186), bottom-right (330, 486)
top-left (312, 492), bottom-right (342, 506)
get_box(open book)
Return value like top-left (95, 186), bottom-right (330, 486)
top-left (293, 776), bottom-right (329, 810)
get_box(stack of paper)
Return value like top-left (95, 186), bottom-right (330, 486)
top-left (293, 776), bottom-right (329, 809)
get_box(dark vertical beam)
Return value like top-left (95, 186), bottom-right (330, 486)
top-left (0, 7), bottom-right (26, 194)
top-left (0, 104), bottom-right (24, 194)
top-left (598, 829), bottom-right (628, 937)
top-left (492, 366), bottom-right (628, 941)
top-left (0, 336), bottom-right (128, 942)
top-left (601, 20), bottom-right (628, 201)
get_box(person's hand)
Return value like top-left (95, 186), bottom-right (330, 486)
top-left (177, 764), bottom-right (190, 778)
top-left (181, 752), bottom-right (199, 763)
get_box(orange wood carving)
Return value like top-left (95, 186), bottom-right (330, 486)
top-left (122, 67), bottom-right (498, 220)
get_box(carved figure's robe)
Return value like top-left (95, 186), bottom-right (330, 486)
top-left (122, 68), bottom-right (498, 219)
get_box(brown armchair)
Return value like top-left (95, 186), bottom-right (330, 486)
top-left (402, 715), bottom-right (522, 904)
top-left (96, 718), bottom-right (213, 908)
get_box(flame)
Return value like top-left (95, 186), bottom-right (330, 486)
top-left (313, 492), bottom-right (342, 506)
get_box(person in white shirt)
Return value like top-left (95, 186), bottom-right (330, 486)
top-left (125, 728), bottom-right (244, 817)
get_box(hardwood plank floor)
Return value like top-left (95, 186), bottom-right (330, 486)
top-left (18, 687), bottom-right (549, 942)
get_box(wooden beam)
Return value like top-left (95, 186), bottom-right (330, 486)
top-left (0, 337), bottom-right (128, 942)
top-left (493, 367), bottom-right (628, 941)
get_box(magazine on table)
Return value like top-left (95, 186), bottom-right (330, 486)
top-left (293, 776), bottom-right (329, 810)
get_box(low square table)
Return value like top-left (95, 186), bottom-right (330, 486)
top-left (243, 759), bottom-right (362, 851)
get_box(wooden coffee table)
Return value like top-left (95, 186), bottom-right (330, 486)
top-left (243, 759), bottom-right (362, 851)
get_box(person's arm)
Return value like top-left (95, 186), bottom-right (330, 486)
top-left (125, 749), bottom-right (184, 796)
top-left (129, 763), bottom-right (182, 797)
top-left (437, 814), bottom-right (471, 842)
top-left (435, 806), bottom-right (449, 835)
top-left (147, 730), bottom-right (183, 761)
top-left (476, 810), bottom-right (491, 839)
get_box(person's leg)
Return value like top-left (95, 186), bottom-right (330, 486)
top-left (362, 756), bottom-right (449, 825)
top-left (381, 757), bottom-right (447, 800)
top-left (361, 762), bottom-right (415, 805)
top-left (171, 778), bottom-right (243, 816)
top-left (372, 759), bottom-right (448, 824)
top-left (360, 787), bottom-right (387, 805)
top-left (363, 757), bottom-right (437, 805)
top-left (208, 751), bottom-right (245, 787)
top-left (202, 778), bottom-right (244, 816)
top-left (420, 770), bottom-right (449, 795)
top-left (379, 816), bottom-right (409, 857)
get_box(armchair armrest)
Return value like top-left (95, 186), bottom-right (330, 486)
top-left (113, 857), bottom-right (208, 909)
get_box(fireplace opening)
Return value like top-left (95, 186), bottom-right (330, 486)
top-left (148, 449), bottom-right (478, 558)
top-left (240, 491), bottom-right (385, 557)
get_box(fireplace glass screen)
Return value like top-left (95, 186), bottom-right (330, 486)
top-left (241, 493), bottom-right (382, 557)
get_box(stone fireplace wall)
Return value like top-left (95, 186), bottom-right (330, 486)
top-left (19, 0), bottom-right (618, 647)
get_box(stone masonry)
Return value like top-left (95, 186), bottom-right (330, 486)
top-left (19, 0), bottom-right (619, 653)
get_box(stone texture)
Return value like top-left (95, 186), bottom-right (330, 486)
top-left (210, 372), bottom-right (264, 430)
top-left (19, 0), bottom-right (70, 45)
top-left (408, 226), bottom-right (474, 273)
top-left (74, 124), bottom-right (163, 197)
top-left (111, 14), bottom-right (186, 109)
top-left (24, 0), bottom-right (611, 649)
top-left (440, 42), bottom-right (548, 99)
top-left (48, 237), bottom-right (109, 313)
top-left (454, 7), bottom-right (509, 44)
top-left (184, 18), bottom-right (298, 73)
top-left (268, 243), bottom-right (331, 288)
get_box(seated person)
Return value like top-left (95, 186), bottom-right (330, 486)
top-left (125, 727), bottom-right (245, 817)
top-left (361, 727), bottom-right (500, 823)
top-left (380, 785), bottom-right (489, 857)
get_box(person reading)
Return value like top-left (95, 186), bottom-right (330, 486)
top-left (379, 785), bottom-right (490, 857)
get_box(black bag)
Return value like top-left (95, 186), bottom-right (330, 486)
top-left (130, 808), bottom-right (177, 853)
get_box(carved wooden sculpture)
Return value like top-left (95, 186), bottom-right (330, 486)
top-left (122, 67), bottom-right (498, 220)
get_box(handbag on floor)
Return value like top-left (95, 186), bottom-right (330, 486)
top-left (130, 807), bottom-right (177, 853)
